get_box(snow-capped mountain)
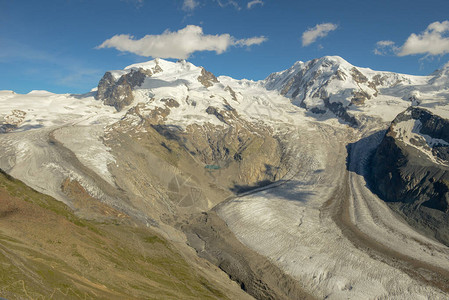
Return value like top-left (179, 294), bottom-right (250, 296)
top-left (264, 56), bottom-right (417, 104)
top-left (264, 56), bottom-right (449, 125)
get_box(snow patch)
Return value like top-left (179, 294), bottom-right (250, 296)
top-left (392, 119), bottom-right (449, 165)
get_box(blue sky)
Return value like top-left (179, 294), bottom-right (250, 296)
top-left (1, 0), bottom-right (449, 94)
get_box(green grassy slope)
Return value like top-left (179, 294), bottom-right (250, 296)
top-left (0, 169), bottom-right (230, 299)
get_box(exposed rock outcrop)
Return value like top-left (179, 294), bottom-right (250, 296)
top-left (0, 109), bottom-right (26, 133)
top-left (96, 68), bottom-right (152, 111)
top-left (197, 67), bottom-right (219, 88)
top-left (371, 107), bottom-right (449, 245)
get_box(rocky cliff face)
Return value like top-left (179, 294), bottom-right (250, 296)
top-left (371, 107), bottom-right (449, 244)
top-left (95, 68), bottom-right (153, 111)
top-left (197, 67), bottom-right (219, 87)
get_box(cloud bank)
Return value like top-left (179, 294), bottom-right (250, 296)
top-left (302, 23), bottom-right (338, 46)
top-left (97, 25), bottom-right (267, 59)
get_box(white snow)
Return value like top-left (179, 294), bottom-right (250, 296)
top-left (0, 91), bottom-right (126, 189)
top-left (53, 126), bottom-right (117, 185)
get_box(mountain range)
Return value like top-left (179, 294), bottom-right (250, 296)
top-left (0, 56), bottom-right (449, 299)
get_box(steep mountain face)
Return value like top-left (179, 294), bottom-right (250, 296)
top-left (371, 107), bottom-right (449, 245)
top-left (96, 67), bottom-right (152, 111)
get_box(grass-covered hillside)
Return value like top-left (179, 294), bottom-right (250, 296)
top-left (0, 169), bottom-right (233, 299)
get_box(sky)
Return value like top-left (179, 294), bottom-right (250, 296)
top-left (1, 0), bottom-right (449, 94)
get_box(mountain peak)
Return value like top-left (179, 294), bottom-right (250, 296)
top-left (429, 61), bottom-right (449, 86)
top-left (125, 58), bottom-right (171, 72)
top-left (96, 58), bottom-right (221, 111)
top-left (122, 58), bottom-right (204, 80)
top-left (306, 56), bottom-right (353, 68)
top-left (317, 55), bottom-right (351, 65)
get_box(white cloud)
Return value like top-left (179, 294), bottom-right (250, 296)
top-left (247, 0), bottom-right (263, 9)
top-left (216, 0), bottom-right (240, 10)
top-left (373, 40), bottom-right (400, 56)
top-left (398, 21), bottom-right (449, 56)
top-left (97, 25), bottom-right (267, 59)
top-left (235, 36), bottom-right (267, 46)
top-left (377, 40), bottom-right (395, 47)
top-left (302, 23), bottom-right (338, 47)
top-left (182, 0), bottom-right (199, 11)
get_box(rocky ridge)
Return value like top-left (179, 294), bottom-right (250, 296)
top-left (372, 106), bottom-right (449, 245)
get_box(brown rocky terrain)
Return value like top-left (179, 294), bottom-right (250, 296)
top-left (103, 96), bottom-right (289, 221)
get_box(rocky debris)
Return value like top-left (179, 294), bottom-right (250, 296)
top-left (323, 98), bottom-right (359, 127)
top-left (126, 102), bottom-right (171, 125)
top-left (351, 90), bottom-right (371, 105)
top-left (96, 68), bottom-right (152, 111)
top-left (351, 67), bottom-right (368, 83)
top-left (197, 67), bottom-right (219, 88)
top-left (224, 86), bottom-right (238, 102)
top-left (333, 69), bottom-right (347, 81)
top-left (0, 109), bottom-right (26, 133)
top-left (205, 106), bottom-right (227, 124)
top-left (61, 177), bottom-right (128, 219)
top-left (371, 107), bottom-right (449, 245)
top-left (160, 98), bottom-right (180, 108)
top-left (152, 63), bottom-right (163, 74)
